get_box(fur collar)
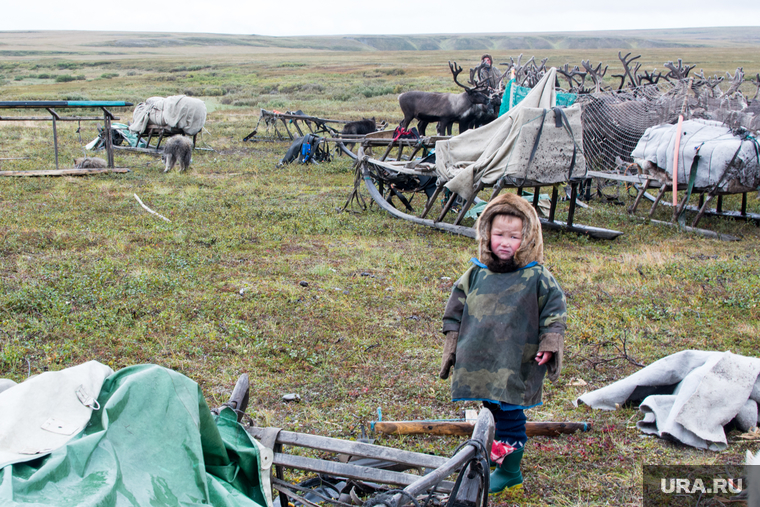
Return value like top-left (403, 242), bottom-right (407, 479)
top-left (475, 192), bottom-right (544, 268)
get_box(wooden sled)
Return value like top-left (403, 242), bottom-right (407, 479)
top-left (248, 409), bottom-right (495, 507)
top-left (588, 170), bottom-right (753, 240)
top-left (343, 146), bottom-right (623, 241)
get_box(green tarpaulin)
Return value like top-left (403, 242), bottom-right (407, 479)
top-left (498, 79), bottom-right (577, 117)
top-left (0, 365), bottom-right (270, 507)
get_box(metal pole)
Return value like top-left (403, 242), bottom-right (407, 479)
top-left (103, 109), bottom-right (114, 168)
top-left (52, 116), bottom-right (59, 170)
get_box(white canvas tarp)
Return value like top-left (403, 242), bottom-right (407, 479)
top-left (129, 95), bottom-right (207, 136)
top-left (575, 350), bottom-right (760, 451)
top-left (435, 68), bottom-right (586, 201)
top-left (631, 119), bottom-right (760, 194)
top-left (0, 361), bottom-right (114, 468)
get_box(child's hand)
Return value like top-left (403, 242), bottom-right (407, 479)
top-left (535, 351), bottom-right (553, 366)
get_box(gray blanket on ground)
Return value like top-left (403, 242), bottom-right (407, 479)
top-left (575, 350), bottom-right (760, 451)
top-left (129, 95), bottom-right (207, 136)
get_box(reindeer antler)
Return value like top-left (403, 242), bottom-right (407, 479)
top-left (582, 60), bottom-right (608, 93)
top-left (449, 61), bottom-right (476, 90)
top-left (664, 59), bottom-right (696, 81)
top-left (724, 67), bottom-right (745, 96)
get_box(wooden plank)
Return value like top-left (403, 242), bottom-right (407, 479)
top-left (0, 168), bottom-right (130, 177)
top-left (587, 170), bottom-right (657, 185)
top-left (272, 453), bottom-right (454, 492)
top-left (539, 218), bottom-right (623, 240)
top-left (247, 427), bottom-right (448, 469)
top-left (375, 421), bottom-right (591, 437)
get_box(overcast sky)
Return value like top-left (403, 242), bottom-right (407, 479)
top-left (1, 0), bottom-right (758, 36)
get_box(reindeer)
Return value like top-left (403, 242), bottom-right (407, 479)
top-left (162, 135), bottom-right (193, 173)
top-left (398, 62), bottom-right (494, 136)
top-left (338, 117), bottom-right (378, 155)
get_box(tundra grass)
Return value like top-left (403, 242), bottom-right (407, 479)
top-left (1, 38), bottom-right (760, 506)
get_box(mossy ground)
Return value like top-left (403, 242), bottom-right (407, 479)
top-left (1, 40), bottom-right (760, 506)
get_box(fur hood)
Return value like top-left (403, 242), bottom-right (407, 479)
top-left (475, 192), bottom-right (544, 268)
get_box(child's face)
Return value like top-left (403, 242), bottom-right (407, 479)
top-left (490, 214), bottom-right (523, 261)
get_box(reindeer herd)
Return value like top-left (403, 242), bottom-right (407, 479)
top-left (394, 52), bottom-right (760, 143)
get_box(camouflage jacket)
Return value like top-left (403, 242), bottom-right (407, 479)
top-left (442, 260), bottom-right (567, 406)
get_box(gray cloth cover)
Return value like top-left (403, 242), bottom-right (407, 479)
top-left (129, 95), bottom-right (207, 136)
top-left (631, 119), bottom-right (760, 193)
top-left (575, 350), bottom-right (760, 451)
top-left (435, 68), bottom-right (586, 201)
top-left (0, 361), bottom-right (114, 468)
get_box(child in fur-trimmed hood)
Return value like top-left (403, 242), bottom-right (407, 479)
top-left (439, 192), bottom-right (567, 494)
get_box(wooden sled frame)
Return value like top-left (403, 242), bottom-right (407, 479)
top-left (345, 145), bottom-right (623, 240)
top-left (244, 109), bottom-right (348, 142)
top-left (247, 409), bottom-right (495, 507)
top-left (333, 130), bottom-right (445, 162)
top-left (134, 125), bottom-right (198, 150)
top-left (588, 170), bottom-right (758, 239)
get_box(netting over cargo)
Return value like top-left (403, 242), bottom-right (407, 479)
top-left (577, 79), bottom-right (759, 173)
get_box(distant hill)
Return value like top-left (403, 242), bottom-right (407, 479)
top-left (0, 27), bottom-right (759, 56)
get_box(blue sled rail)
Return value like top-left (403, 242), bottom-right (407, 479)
top-left (0, 101), bottom-right (133, 108)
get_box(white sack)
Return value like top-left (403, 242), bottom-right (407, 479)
top-left (631, 119), bottom-right (760, 193)
top-left (129, 95), bottom-right (207, 136)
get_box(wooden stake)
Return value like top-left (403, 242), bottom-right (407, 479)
top-left (374, 420), bottom-right (590, 437)
top-left (134, 194), bottom-right (171, 222)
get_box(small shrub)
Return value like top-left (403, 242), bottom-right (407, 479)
top-left (14, 76), bottom-right (23, 81)
top-left (301, 83), bottom-right (324, 93)
top-left (37, 73), bottom-right (50, 79)
top-left (277, 62), bottom-right (306, 68)
top-left (126, 70), bottom-right (137, 76)
top-left (221, 97), bottom-right (233, 105)
top-left (55, 74), bottom-right (76, 82)
top-left (100, 72), bottom-right (119, 79)
top-left (357, 85), bottom-right (394, 98)
top-left (75, 75), bottom-right (86, 81)
top-left (203, 87), bottom-right (225, 96)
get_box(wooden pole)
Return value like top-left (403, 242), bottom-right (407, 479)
top-left (374, 420), bottom-right (591, 437)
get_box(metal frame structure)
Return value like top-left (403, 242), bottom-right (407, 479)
top-left (0, 100), bottom-right (133, 169)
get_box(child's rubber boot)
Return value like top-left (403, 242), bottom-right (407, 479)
top-left (488, 447), bottom-right (523, 494)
